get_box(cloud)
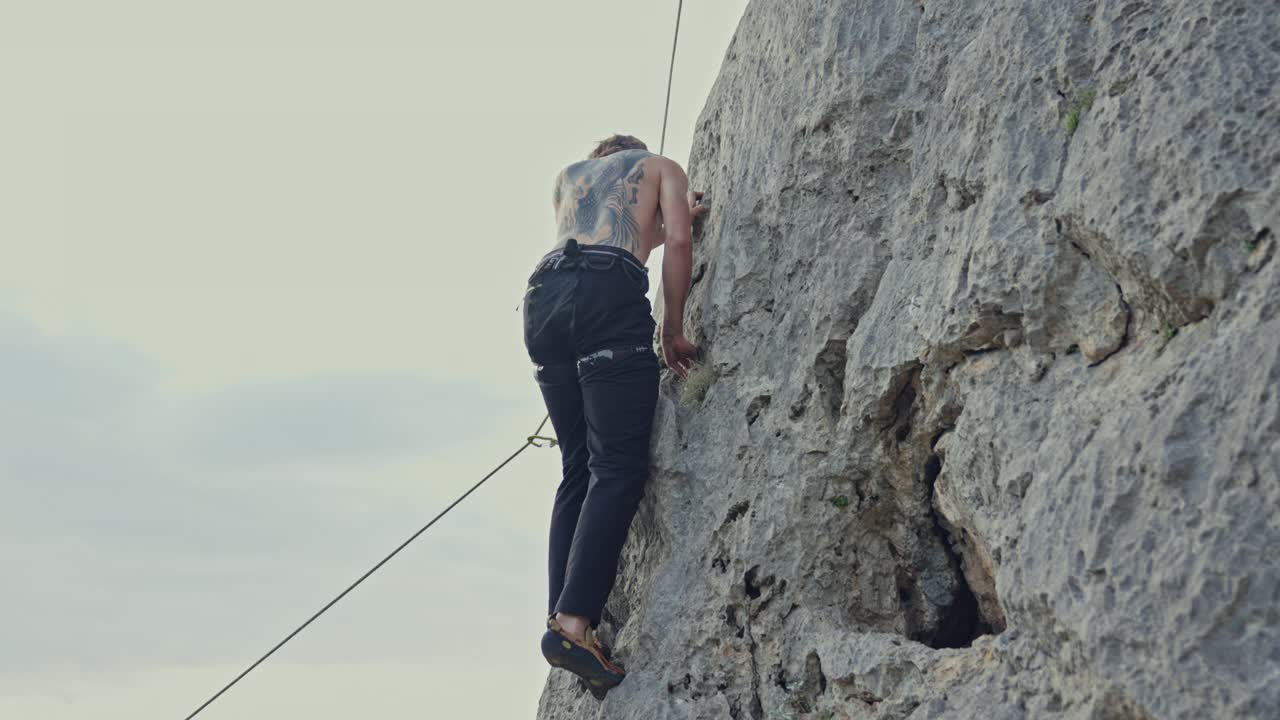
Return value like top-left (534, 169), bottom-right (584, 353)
top-left (0, 310), bottom-right (522, 550)
top-left (0, 311), bottom-right (151, 421)
top-left (0, 313), bottom-right (302, 552)
top-left (183, 373), bottom-right (516, 469)
top-left (0, 310), bottom-right (547, 675)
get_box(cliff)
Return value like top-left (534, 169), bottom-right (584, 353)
top-left (539, 1), bottom-right (1279, 718)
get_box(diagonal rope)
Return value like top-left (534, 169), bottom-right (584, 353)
top-left (182, 415), bottom-right (553, 720)
top-left (659, 0), bottom-right (684, 155)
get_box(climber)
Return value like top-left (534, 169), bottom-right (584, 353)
top-left (522, 133), bottom-right (706, 696)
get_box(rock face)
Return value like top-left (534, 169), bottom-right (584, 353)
top-left (538, 2), bottom-right (1279, 718)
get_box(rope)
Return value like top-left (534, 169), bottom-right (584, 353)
top-left (659, 0), bottom-right (684, 155)
top-left (182, 415), bottom-right (553, 720)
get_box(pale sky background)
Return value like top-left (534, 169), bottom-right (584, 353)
top-left (0, 2), bottom-right (748, 718)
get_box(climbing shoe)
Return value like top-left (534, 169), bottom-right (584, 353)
top-left (540, 615), bottom-right (625, 699)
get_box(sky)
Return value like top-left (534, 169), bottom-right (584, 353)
top-left (0, 2), bottom-right (748, 718)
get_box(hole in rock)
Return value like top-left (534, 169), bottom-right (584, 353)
top-left (920, 452), bottom-right (996, 649)
top-left (744, 566), bottom-right (763, 599)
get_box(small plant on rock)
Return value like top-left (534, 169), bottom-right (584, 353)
top-left (1156, 322), bottom-right (1179, 353)
top-left (1064, 88), bottom-right (1096, 136)
top-left (681, 365), bottom-right (719, 408)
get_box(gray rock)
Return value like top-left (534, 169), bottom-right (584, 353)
top-left (538, 1), bottom-right (1279, 718)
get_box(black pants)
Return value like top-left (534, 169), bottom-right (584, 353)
top-left (522, 239), bottom-right (659, 626)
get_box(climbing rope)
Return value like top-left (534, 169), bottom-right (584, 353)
top-left (182, 2), bottom-right (687, 715)
top-left (659, 0), bottom-right (684, 155)
top-left (182, 416), bottom-right (554, 720)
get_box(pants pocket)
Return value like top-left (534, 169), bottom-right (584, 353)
top-left (576, 343), bottom-right (659, 380)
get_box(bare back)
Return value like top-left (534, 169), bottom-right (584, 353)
top-left (551, 149), bottom-right (666, 264)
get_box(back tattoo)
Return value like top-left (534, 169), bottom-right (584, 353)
top-left (554, 149), bottom-right (651, 256)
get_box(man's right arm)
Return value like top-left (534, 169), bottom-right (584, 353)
top-left (657, 160), bottom-right (699, 378)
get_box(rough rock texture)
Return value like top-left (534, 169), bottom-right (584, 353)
top-left (539, 1), bottom-right (1279, 718)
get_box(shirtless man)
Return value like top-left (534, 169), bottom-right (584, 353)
top-left (522, 134), bottom-right (705, 696)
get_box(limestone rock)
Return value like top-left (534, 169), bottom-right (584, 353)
top-left (538, 2), bottom-right (1279, 718)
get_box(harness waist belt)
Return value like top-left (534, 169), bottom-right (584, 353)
top-left (535, 243), bottom-right (647, 275)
